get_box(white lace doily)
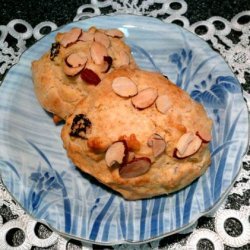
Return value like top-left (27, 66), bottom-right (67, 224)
top-left (0, 1), bottom-right (250, 249)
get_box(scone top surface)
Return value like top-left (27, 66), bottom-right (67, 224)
top-left (31, 27), bottom-right (137, 120)
top-left (61, 68), bottom-right (212, 200)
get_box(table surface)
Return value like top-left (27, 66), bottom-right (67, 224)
top-left (0, 0), bottom-right (250, 249)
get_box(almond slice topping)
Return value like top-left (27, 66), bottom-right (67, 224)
top-left (112, 77), bottom-right (138, 97)
top-left (90, 42), bottom-right (108, 65)
top-left (60, 28), bottom-right (82, 47)
top-left (155, 95), bottom-right (172, 114)
top-left (119, 50), bottom-right (130, 66)
top-left (174, 133), bottom-right (202, 159)
top-left (127, 152), bottom-right (135, 162)
top-left (176, 132), bottom-right (195, 155)
top-left (131, 88), bottom-right (158, 109)
top-left (147, 133), bottom-right (166, 157)
top-left (65, 53), bottom-right (87, 68)
top-left (105, 29), bottom-right (124, 38)
top-left (78, 31), bottom-right (94, 42)
top-left (94, 31), bottom-right (110, 48)
top-left (196, 130), bottom-right (212, 143)
top-left (105, 141), bottom-right (128, 168)
top-left (119, 157), bottom-right (151, 179)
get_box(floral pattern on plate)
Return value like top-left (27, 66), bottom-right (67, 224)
top-left (0, 15), bottom-right (248, 244)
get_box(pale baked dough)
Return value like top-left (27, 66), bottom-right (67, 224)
top-left (61, 68), bottom-right (212, 200)
top-left (31, 27), bottom-right (137, 120)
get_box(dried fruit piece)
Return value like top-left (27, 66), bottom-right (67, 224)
top-left (78, 31), bottom-right (94, 42)
top-left (65, 53), bottom-right (87, 68)
top-left (112, 77), bottom-right (138, 97)
top-left (105, 29), bottom-right (124, 38)
top-left (90, 42), bottom-right (108, 65)
top-left (80, 68), bottom-right (101, 85)
top-left (131, 88), bottom-right (158, 109)
top-left (94, 31), bottom-right (110, 48)
top-left (174, 133), bottom-right (202, 159)
top-left (119, 157), bottom-right (151, 179)
top-left (155, 95), bottom-right (172, 114)
top-left (50, 42), bottom-right (60, 60)
top-left (103, 56), bottom-right (113, 73)
top-left (105, 141), bottom-right (128, 167)
top-left (70, 114), bottom-right (91, 139)
top-left (196, 130), bottom-right (212, 143)
top-left (60, 28), bottom-right (82, 47)
top-left (147, 133), bottom-right (166, 157)
top-left (119, 134), bottom-right (140, 151)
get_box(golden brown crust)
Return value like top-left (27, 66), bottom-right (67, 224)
top-left (31, 27), bottom-right (137, 120)
top-left (61, 68), bottom-right (212, 200)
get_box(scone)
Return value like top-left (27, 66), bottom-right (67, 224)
top-left (61, 68), bottom-right (212, 200)
top-left (32, 27), bottom-right (137, 122)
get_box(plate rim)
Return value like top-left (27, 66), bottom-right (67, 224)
top-left (0, 14), bottom-right (249, 245)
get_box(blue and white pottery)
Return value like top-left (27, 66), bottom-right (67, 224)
top-left (0, 15), bottom-right (248, 244)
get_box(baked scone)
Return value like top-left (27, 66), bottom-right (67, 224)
top-left (61, 68), bottom-right (212, 200)
top-left (32, 27), bottom-right (137, 122)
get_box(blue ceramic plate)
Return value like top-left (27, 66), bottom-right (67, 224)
top-left (0, 15), bottom-right (248, 245)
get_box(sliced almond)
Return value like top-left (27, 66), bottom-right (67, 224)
top-left (119, 157), bottom-right (151, 179)
top-left (60, 28), bottom-right (82, 47)
top-left (156, 95), bottom-right (172, 114)
top-left (174, 135), bottom-right (202, 158)
top-left (127, 152), bottom-right (135, 162)
top-left (105, 29), bottom-right (124, 38)
top-left (153, 139), bottom-right (166, 157)
top-left (131, 88), bottom-right (158, 109)
top-left (112, 77), bottom-right (138, 97)
top-left (94, 31), bottom-right (110, 48)
top-left (65, 53), bottom-right (87, 68)
top-left (147, 133), bottom-right (166, 157)
top-left (176, 132), bottom-right (195, 155)
top-left (105, 141), bottom-right (128, 167)
top-left (78, 31), bottom-right (94, 42)
top-left (147, 133), bottom-right (162, 147)
top-left (119, 50), bottom-right (130, 66)
top-left (90, 42), bottom-right (108, 65)
top-left (196, 130), bottom-right (212, 143)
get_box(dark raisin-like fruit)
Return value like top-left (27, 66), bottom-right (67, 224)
top-left (70, 114), bottom-right (92, 139)
top-left (80, 68), bottom-right (101, 85)
top-left (103, 56), bottom-right (113, 73)
top-left (50, 42), bottom-right (60, 61)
